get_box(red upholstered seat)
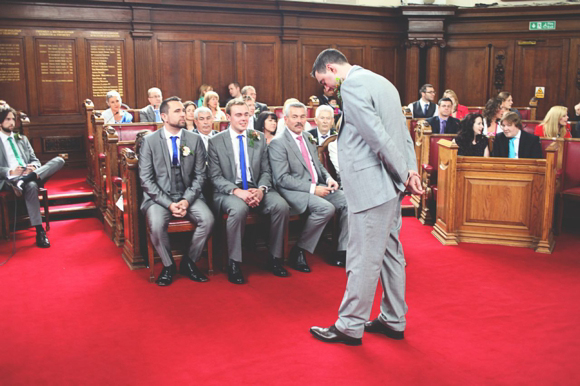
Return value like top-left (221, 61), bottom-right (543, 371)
top-left (219, 120), bottom-right (229, 132)
top-left (273, 107), bottom-right (284, 119)
top-left (540, 138), bottom-right (556, 158)
top-left (562, 187), bottom-right (580, 196)
top-left (518, 108), bottom-right (531, 120)
top-left (307, 118), bottom-right (317, 129)
top-left (522, 120), bottom-right (540, 135)
top-left (467, 107), bottom-right (484, 114)
top-left (557, 140), bottom-right (580, 233)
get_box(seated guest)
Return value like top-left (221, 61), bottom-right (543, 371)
top-left (454, 113), bottom-right (489, 157)
top-left (203, 91), bottom-right (226, 121)
top-left (277, 98), bottom-right (313, 134)
top-left (140, 87), bottom-right (163, 122)
top-left (491, 111), bottom-right (542, 159)
top-left (482, 97), bottom-right (504, 136)
top-left (0, 106), bottom-right (65, 248)
top-left (193, 106), bottom-right (218, 150)
top-left (242, 95), bottom-right (258, 131)
top-left (426, 97), bottom-right (460, 134)
top-left (575, 102), bottom-right (580, 138)
top-left (443, 89), bottom-right (469, 120)
top-left (317, 87), bottom-right (335, 106)
top-left (327, 115), bottom-right (342, 177)
top-left (208, 98), bottom-right (290, 284)
top-left (534, 105), bottom-right (571, 138)
top-left (241, 85), bottom-right (268, 115)
top-left (225, 81), bottom-right (241, 104)
top-left (255, 111), bottom-right (277, 145)
top-left (183, 100), bottom-right (197, 131)
top-left (196, 84), bottom-right (212, 108)
top-left (269, 102), bottom-right (348, 269)
top-left (498, 91), bottom-right (521, 119)
top-left (139, 96), bottom-right (215, 286)
top-left (101, 90), bottom-right (133, 124)
top-left (309, 105), bottom-right (337, 144)
top-left (407, 83), bottom-right (438, 118)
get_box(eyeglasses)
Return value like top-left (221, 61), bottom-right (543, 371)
top-left (425, 91), bottom-right (436, 94)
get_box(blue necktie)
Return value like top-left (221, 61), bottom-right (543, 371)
top-left (170, 136), bottom-right (179, 166)
top-left (154, 109), bottom-right (161, 122)
top-left (238, 135), bottom-right (248, 190)
top-left (423, 104), bottom-right (429, 116)
top-left (508, 137), bottom-right (516, 159)
top-left (440, 119), bottom-right (447, 134)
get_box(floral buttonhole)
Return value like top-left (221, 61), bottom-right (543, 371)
top-left (307, 134), bottom-right (317, 145)
top-left (248, 130), bottom-right (260, 148)
top-left (181, 144), bottom-right (191, 157)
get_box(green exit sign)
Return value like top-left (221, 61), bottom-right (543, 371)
top-left (529, 21), bottom-right (556, 31)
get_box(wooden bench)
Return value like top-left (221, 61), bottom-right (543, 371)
top-left (556, 138), bottom-right (580, 233)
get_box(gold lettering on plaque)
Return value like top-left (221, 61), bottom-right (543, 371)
top-left (89, 31), bottom-right (121, 38)
top-left (36, 30), bottom-right (75, 37)
top-left (90, 43), bottom-right (123, 97)
top-left (0, 29), bottom-right (22, 36)
top-left (0, 43), bottom-right (22, 82)
top-left (38, 42), bottom-right (75, 83)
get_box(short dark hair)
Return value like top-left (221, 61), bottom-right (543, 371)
top-left (225, 98), bottom-right (248, 116)
top-left (0, 106), bottom-right (17, 125)
top-left (160, 96), bottom-right (181, 115)
top-left (310, 49), bottom-right (348, 77)
top-left (255, 111), bottom-right (277, 134)
top-left (438, 97), bottom-right (453, 106)
top-left (420, 84), bottom-right (434, 94)
top-left (229, 82), bottom-right (240, 89)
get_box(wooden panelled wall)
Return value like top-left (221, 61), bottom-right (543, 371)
top-left (0, 1), bottom-right (579, 167)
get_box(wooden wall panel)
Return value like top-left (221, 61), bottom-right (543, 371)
top-left (242, 42), bottom-right (279, 106)
top-left (442, 43), bottom-right (490, 107)
top-left (201, 41), bottom-right (236, 103)
top-left (369, 47), bottom-right (397, 86)
top-left (336, 46), bottom-right (364, 67)
top-left (0, 37), bottom-right (28, 111)
top-left (158, 41), bottom-right (195, 101)
top-left (301, 44), bottom-right (332, 103)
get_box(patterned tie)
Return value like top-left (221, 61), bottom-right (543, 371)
top-left (440, 119), bottom-right (447, 134)
top-left (238, 135), bottom-right (248, 190)
top-left (297, 136), bottom-right (316, 183)
top-left (423, 104), bottom-right (429, 116)
top-left (508, 137), bottom-right (516, 159)
top-left (154, 109), bottom-right (161, 123)
top-left (170, 136), bottom-right (179, 166)
top-left (7, 137), bottom-right (26, 167)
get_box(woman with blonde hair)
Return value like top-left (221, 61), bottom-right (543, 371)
top-left (443, 89), bottom-right (469, 120)
top-left (534, 105), bottom-right (571, 138)
top-left (203, 91), bottom-right (226, 121)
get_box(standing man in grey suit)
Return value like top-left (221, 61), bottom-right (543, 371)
top-left (0, 107), bottom-right (64, 248)
top-left (139, 87), bottom-right (163, 123)
top-left (269, 102), bottom-right (348, 270)
top-left (309, 49), bottom-right (424, 345)
top-left (208, 98), bottom-right (290, 284)
top-left (139, 96), bottom-right (215, 286)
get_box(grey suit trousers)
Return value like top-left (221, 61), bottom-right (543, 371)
top-left (297, 190), bottom-right (348, 254)
top-left (146, 199), bottom-right (215, 267)
top-left (20, 157), bottom-right (65, 226)
top-left (335, 192), bottom-right (407, 338)
top-left (218, 191), bottom-right (289, 262)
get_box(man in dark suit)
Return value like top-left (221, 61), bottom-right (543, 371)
top-left (224, 82), bottom-right (241, 105)
top-left (426, 97), bottom-right (460, 134)
top-left (308, 105), bottom-right (337, 145)
top-left (241, 85), bottom-right (268, 116)
top-left (208, 98), bottom-right (290, 284)
top-left (407, 84), bottom-right (438, 119)
top-left (139, 96), bottom-right (215, 286)
top-left (491, 111), bottom-right (543, 159)
top-left (0, 107), bottom-right (64, 248)
top-left (139, 87), bottom-right (163, 123)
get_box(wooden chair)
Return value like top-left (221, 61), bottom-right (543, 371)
top-left (317, 135), bottom-right (338, 182)
top-left (0, 188), bottom-right (50, 240)
top-left (556, 139), bottom-right (580, 233)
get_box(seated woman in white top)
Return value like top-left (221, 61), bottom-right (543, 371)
top-left (101, 90), bottom-right (133, 124)
top-left (203, 91), bottom-right (226, 121)
top-left (482, 97), bottom-right (504, 136)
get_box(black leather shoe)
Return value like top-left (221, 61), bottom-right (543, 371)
top-left (332, 250), bottom-right (346, 267)
top-left (179, 258), bottom-right (208, 282)
top-left (156, 264), bottom-right (176, 286)
top-left (228, 260), bottom-right (245, 284)
top-left (36, 229), bottom-right (50, 248)
top-left (266, 255), bottom-right (288, 277)
top-left (310, 325), bottom-right (362, 346)
top-left (288, 246), bottom-right (311, 273)
top-left (364, 318), bottom-right (404, 340)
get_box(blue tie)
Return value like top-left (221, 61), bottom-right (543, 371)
top-left (440, 119), bottom-right (447, 134)
top-left (423, 104), bottom-right (429, 116)
top-left (508, 137), bottom-right (516, 159)
top-left (238, 135), bottom-right (248, 190)
top-left (170, 136), bottom-right (179, 166)
top-left (154, 109), bottom-right (161, 122)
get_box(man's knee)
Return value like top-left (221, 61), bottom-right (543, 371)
top-left (226, 202), bottom-right (249, 222)
top-left (24, 181), bottom-right (39, 193)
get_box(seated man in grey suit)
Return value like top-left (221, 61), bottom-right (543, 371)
top-left (269, 102), bottom-right (348, 270)
top-left (139, 87), bottom-right (163, 123)
top-left (139, 96), bottom-right (215, 286)
top-left (208, 98), bottom-right (290, 284)
top-left (0, 107), bottom-right (64, 248)
top-left (193, 106), bottom-right (219, 151)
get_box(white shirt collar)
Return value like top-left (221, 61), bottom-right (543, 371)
top-left (229, 127), bottom-right (246, 140)
top-left (514, 130), bottom-right (522, 140)
top-left (164, 127), bottom-right (182, 140)
top-left (0, 130), bottom-right (14, 142)
top-left (288, 128), bottom-right (304, 141)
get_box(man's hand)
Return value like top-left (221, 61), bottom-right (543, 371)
top-left (9, 166), bottom-right (26, 176)
top-left (24, 164), bottom-right (36, 175)
top-left (405, 171), bottom-right (424, 195)
top-left (234, 188), bottom-right (260, 208)
top-left (314, 186), bottom-right (332, 197)
top-left (169, 202), bottom-right (186, 218)
top-left (327, 178), bottom-right (339, 191)
top-left (248, 188), bottom-right (264, 206)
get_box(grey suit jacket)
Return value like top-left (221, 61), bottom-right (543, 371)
top-left (140, 105), bottom-right (158, 123)
top-left (0, 134), bottom-right (41, 191)
top-left (138, 129), bottom-right (207, 213)
top-left (338, 66), bottom-right (417, 213)
top-left (269, 128), bottom-right (331, 214)
top-left (207, 128), bottom-right (272, 207)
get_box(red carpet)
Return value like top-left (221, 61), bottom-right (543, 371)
top-left (43, 168), bottom-right (92, 196)
top-left (1, 218), bottom-right (579, 385)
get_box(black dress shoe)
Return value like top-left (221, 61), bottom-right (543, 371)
top-left (179, 258), bottom-right (208, 282)
top-left (288, 246), bottom-right (311, 273)
top-left (310, 325), bottom-right (362, 346)
top-left (364, 318), bottom-right (404, 340)
top-left (156, 264), bottom-right (176, 286)
top-left (332, 250), bottom-right (346, 267)
top-left (36, 229), bottom-right (50, 248)
top-left (266, 255), bottom-right (288, 277)
top-left (228, 260), bottom-right (245, 284)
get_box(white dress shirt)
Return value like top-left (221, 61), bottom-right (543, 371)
top-left (406, 100), bottom-right (439, 119)
top-left (483, 120), bottom-right (504, 136)
top-left (288, 129), bottom-right (319, 194)
top-left (328, 140), bottom-right (339, 173)
top-left (229, 127), bottom-right (253, 184)
top-left (316, 128), bottom-right (333, 145)
top-left (164, 127), bottom-right (182, 166)
top-left (0, 130), bottom-right (21, 179)
top-left (199, 132), bottom-right (211, 151)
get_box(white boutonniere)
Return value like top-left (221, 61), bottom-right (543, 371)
top-left (307, 133), bottom-right (317, 145)
top-left (181, 144), bottom-right (191, 157)
top-left (248, 130), bottom-right (260, 148)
